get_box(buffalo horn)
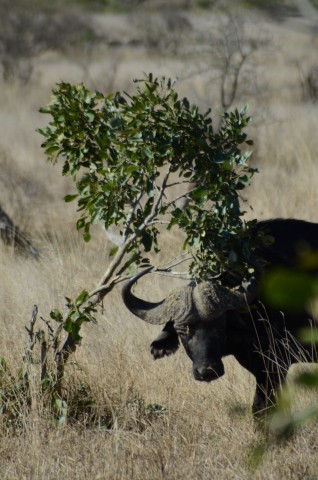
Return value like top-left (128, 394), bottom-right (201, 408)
top-left (122, 267), bottom-right (194, 325)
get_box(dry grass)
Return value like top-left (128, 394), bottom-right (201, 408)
top-left (1, 5), bottom-right (318, 479)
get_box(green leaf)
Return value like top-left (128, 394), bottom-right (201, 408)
top-left (296, 371), bottom-right (318, 388)
top-left (109, 246), bottom-right (119, 257)
top-left (270, 404), bottom-right (318, 437)
top-left (53, 398), bottom-right (68, 425)
top-left (191, 187), bottom-right (209, 200)
top-left (75, 290), bottom-right (90, 306)
top-left (64, 317), bottom-right (82, 342)
top-left (85, 313), bottom-right (97, 324)
top-left (298, 328), bottom-right (318, 344)
top-left (83, 224), bottom-right (91, 242)
top-left (50, 309), bottom-right (63, 323)
top-left (45, 145), bottom-right (60, 155)
top-left (125, 164), bottom-right (140, 175)
top-left (141, 231), bottom-right (153, 252)
top-left (86, 111), bottom-right (95, 122)
top-left (262, 269), bottom-right (318, 312)
top-left (64, 194), bottom-right (78, 203)
top-left (77, 218), bottom-right (85, 230)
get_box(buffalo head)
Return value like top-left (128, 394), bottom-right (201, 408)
top-left (122, 267), bottom-right (254, 382)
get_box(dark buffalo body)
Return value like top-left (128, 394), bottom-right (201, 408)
top-left (253, 218), bottom-right (318, 269)
top-left (122, 219), bottom-right (318, 414)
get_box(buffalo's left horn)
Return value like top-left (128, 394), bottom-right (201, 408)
top-left (122, 267), bottom-right (194, 325)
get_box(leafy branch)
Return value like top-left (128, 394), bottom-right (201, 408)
top-left (37, 74), bottom-right (257, 402)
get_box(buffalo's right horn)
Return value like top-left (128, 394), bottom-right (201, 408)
top-left (122, 267), bottom-right (194, 325)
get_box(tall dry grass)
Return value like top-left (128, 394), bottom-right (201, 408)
top-left (1, 6), bottom-right (318, 479)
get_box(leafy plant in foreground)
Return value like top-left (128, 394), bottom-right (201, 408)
top-left (37, 74), bottom-right (256, 414)
top-left (39, 74), bottom-right (256, 278)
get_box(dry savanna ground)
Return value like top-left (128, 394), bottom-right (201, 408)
top-left (1, 2), bottom-right (318, 479)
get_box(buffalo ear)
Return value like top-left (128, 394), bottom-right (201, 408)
top-left (150, 321), bottom-right (179, 359)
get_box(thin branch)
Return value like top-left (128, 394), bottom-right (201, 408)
top-left (148, 220), bottom-right (170, 226)
top-left (152, 166), bottom-right (172, 212)
top-left (24, 305), bottom-right (39, 354)
top-left (123, 189), bottom-right (144, 241)
top-left (40, 316), bottom-right (54, 336)
top-left (159, 253), bottom-right (192, 270)
top-left (88, 274), bottom-right (121, 297)
top-left (166, 180), bottom-right (193, 188)
top-left (165, 186), bottom-right (197, 209)
top-left (40, 337), bottom-right (48, 384)
top-left (151, 270), bottom-right (190, 280)
top-left (52, 323), bottom-right (64, 356)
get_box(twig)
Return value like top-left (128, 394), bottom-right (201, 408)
top-left (166, 180), bottom-right (193, 188)
top-left (158, 253), bottom-right (192, 270)
top-left (151, 270), bottom-right (190, 280)
top-left (40, 337), bottom-right (48, 384)
top-left (88, 275), bottom-right (121, 296)
top-left (24, 305), bottom-right (39, 355)
top-left (23, 305), bottom-right (39, 386)
top-left (148, 220), bottom-right (170, 226)
top-left (123, 189), bottom-right (144, 241)
top-left (40, 316), bottom-right (54, 336)
top-left (166, 186), bottom-right (197, 209)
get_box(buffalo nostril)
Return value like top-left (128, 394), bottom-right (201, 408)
top-left (194, 364), bottom-right (225, 381)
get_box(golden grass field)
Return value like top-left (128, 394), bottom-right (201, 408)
top-left (1, 3), bottom-right (318, 479)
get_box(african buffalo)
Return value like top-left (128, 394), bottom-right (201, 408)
top-left (122, 219), bottom-right (318, 414)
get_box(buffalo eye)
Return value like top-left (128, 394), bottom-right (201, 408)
top-left (183, 324), bottom-right (195, 338)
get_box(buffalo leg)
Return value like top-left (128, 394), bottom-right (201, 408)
top-left (150, 321), bottom-right (179, 359)
top-left (253, 369), bottom-right (286, 415)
